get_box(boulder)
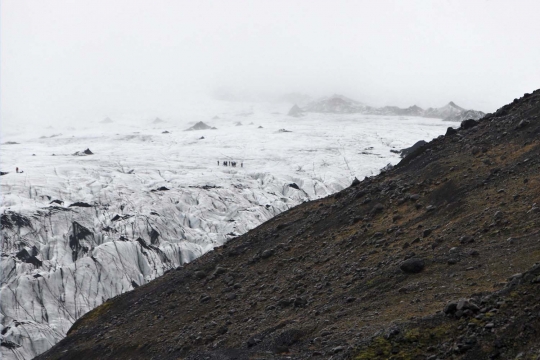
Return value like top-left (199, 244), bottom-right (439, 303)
top-left (400, 258), bottom-right (425, 274)
top-left (460, 119), bottom-right (479, 130)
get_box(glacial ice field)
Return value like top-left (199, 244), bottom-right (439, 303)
top-left (0, 102), bottom-right (455, 359)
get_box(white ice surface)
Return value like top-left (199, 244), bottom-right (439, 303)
top-left (0, 103), bottom-right (454, 359)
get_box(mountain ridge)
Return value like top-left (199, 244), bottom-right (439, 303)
top-left (297, 95), bottom-right (485, 121)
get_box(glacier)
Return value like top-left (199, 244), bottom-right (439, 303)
top-left (0, 103), bottom-right (455, 359)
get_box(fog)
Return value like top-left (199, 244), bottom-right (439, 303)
top-left (2, 0), bottom-right (540, 125)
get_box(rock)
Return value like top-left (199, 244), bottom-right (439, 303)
top-left (456, 298), bottom-right (469, 310)
top-left (460, 236), bottom-right (474, 244)
top-left (400, 258), bottom-right (425, 274)
top-left (151, 186), bottom-right (170, 192)
top-left (216, 326), bottom-right (228, 335)
top-left (351, 177), bottom-right (361, 187)
top-left (247, 337), bottom-right (261, 347)
top-left (294, 297), bottom-right (307, 307)
top-left (278, 298), bottom-right (294, 307)
top-left (214, 266), bottom-right (228, 275)
top-left (371, 203), bottom-right (384, 214)
top-left (422, 229), bottom-right (432, 237)
top-left (199, 294), bottom-right (212, 303)
top-left (460, 119), bottom-right (479, 130)
top-left (444, 302), bottom-right (458, 315)
top-left (72, 148), bottom-right (94, 156)
top-left (400, 140), bottom-right (427, 158)
top-left (288, 183), bottom-right (300, 190)
top-left (261, 249), bottom-right (274, 259)
top-left (15, 249), bottom-right (42, 267)
top-left (517, 119), bottom-right (530, 129)
top-left (445, 127), bottom-right (457, 136)
top-left (68, 202), bottom-right (93, 208)
top-left (195, 271), bottom-right (207, 279)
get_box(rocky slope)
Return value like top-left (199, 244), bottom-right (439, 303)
top-left (300, 95), bottom-right (485, 121)
top-left (37, 89), bottom-right (540, 359)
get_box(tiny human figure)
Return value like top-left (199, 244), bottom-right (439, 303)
top-left (217, 160), bottom-right (220, 166)
top-left (241, 162), bottom-right (243, 168)
top-left (16, 167), bottom-right (19, 173)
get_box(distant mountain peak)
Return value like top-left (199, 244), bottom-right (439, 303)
top-left (447, 101), bottom-right (464, 109)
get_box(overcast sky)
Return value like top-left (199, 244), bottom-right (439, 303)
top-left (1, 0), bottom-right (540, 122)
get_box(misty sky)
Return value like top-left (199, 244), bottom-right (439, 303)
top-left (1, 0), bottom-right (540, 123)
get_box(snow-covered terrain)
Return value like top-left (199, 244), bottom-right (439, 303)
top-left (0, 103), bottom-right (455, 359)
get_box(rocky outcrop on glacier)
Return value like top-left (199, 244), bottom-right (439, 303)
top-left (72, 148), bottom-right (93, 156)
top-left (184, 121), bottom-right (216, 131)
top-left (287, 104), bottom-right (303, 117)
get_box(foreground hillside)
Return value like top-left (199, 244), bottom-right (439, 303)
top-left (37, 90), bottom-right (540, 359)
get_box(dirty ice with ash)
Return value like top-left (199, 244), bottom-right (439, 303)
top-left (1, 99), bottom-right (455, 359)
